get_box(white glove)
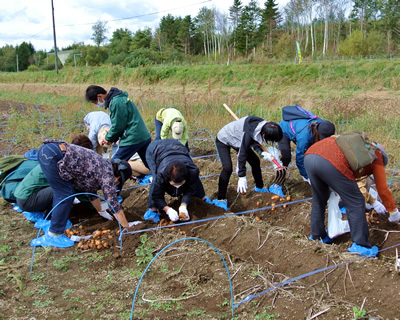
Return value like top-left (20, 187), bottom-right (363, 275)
top-left (371, 200), bottom-right (386, 215)
top-left (302, 176), bottom-right (311, 185)
top-left (100, 201), bottom-right (109, 211)
top-left (178, 205), bottom-right (190, 221)
top-left (388, 208), bottom-right (400, 222)
top-left (98, 211), bottom-right (114, 221)
top-left (237, 176), bottom-right (247, 194)
top-left (166, 208), bottom-right (179, 222)
top-left (261, 151), bottom-right (273, 162)
top-left (128, 221), bottom-right (142, 228)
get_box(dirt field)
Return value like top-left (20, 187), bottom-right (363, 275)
top-left (0, 99), bottom-right (400, 320)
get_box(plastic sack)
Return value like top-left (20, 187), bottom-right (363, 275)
top-left (327, 191), bottom-right (350, 239)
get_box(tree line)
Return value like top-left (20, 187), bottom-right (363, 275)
top-left (1, 0), bottom-right (399, 72)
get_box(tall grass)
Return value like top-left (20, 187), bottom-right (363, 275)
top-left (1, 59), bottom-right (400, 165)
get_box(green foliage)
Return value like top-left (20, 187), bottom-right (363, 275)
top-left (82, 46), bottom-right (109, 66)
top-left (92, 20), bottom-right (109, 47)
top-left (27, 65), bottom-right (40, 72)
top-left (353, 306), bottom-right (367, 319)
top-left (16, 42), bottom-right (35, 71)
top-left (135, 234), bottom-right (155, 266)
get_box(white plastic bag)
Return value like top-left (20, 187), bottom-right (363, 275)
top-left (327, 191), bottom-right (350, 239)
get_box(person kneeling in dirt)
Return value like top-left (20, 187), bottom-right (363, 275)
top-left (278, 106), bottom-right (335, 184)
top-left (212, 116), bottom-right (283, 211)
top-left (31, 139), bottom-right (133, 248)
top-left (304, 135), bottom-right (400, 257)
top-left (144, 139), bottom-right (212, 223)
top-left (155, 107), bottom-right (189, 151)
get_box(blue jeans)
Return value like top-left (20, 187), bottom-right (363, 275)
top-left (38, 143), bottom-right (75, 234)
top-left (112, 138), bottom-right (151, 168)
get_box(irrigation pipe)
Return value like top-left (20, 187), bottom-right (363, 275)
top-left (191, 128), bottom-right (219, 161)
top-left (233, 241), bottom-right (400, 308)
top-left (388, 162), bottom-right (400, 190)
top-left (7, 129), bottom-right (50, 156)
top-left (121, 198), bottom-right (312, 238)
top-left (130, 237), bottom-right (234, 319)
top-left (60, 124), bottom-right (87, 140)
top-left (30, 192), bottom-right (122, 273)
top-left (337, 120), bottom-right (355, 134)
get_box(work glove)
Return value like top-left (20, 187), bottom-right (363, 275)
top-left (302, 176), bottom-right (311, 185)
top-left (178, 205), bottom-right (190, 221)
top-left (166, 208), bottom-right (179, 222)
top-left (98, 211), bottom-right (114, 221)
top-left (388, 208), bottom-right (400, 223)
top-left (144, 209), bottom-right (160, 223)
top-left (128, 221), bottom-right (142, 228)
top-left (261, 151), bottom-right (273, 162)
top-left (237, 176), bottom-right (247, 194)
top-left (371, 200), bottom-right (386, 215)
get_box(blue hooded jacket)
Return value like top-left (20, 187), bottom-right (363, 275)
top-left (279, 117), bottom-right (324, 179)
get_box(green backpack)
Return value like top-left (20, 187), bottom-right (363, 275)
top-left (335, 131), bottom-right (377, 172)
top-left (0, 160), bottom-right (39, 203)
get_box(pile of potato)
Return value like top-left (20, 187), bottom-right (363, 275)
top-left (65, 226), bottom-right (113, 250)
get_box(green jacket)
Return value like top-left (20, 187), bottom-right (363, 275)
top-left (156, 108), bottom-right (189, 146)
top-left (14, 165), bottom-right (49, 199)
top-left (105, 90), bottom-right (150, 146)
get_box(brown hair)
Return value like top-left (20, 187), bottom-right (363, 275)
top-left (310, 122), bottom-right (321, 144)
top-left (71, 134), bottom-right (94, 150)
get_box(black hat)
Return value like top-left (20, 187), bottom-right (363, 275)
top-left (317, 121), bottom-right (335, 140)
top-left (111, 159), bottom-right (132, 191)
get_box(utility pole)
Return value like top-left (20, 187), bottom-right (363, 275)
top-left (51, 0), bottom-right (59, 74)
top-left (16, 54), bottom-right (19, 72)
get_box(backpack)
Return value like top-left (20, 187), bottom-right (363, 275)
top-left (0, 160), bottom-right (38, 203)
top-left (282, 105), bottom-right (319, 121)
top-left (335, 131), bottom-right (377, 172)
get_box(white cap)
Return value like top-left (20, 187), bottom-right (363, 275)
top-left (171, 121), bottom-right (184, 139)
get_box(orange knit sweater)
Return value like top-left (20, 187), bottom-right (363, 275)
top-left (305, 137), bottom-right (396, 212)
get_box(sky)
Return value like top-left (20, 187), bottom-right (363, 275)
top-left (0, 0), bottom-right (289, 52)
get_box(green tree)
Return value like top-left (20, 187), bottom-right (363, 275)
top-left (229, 0), bottom-right (243, 55)
top-left (91, 20), bottom-right (109, 46)
top-left (16, 42), bottom-right (35, 71)
top-left (194, 7), bottom-right (215, 57)
top-left (0, 45), bottom-right (17, 72)
top-left (259, 0), bottom-right (280, 54)
top-left (131, 28), bottom-right (152, 50)
top-left (82, 45), bottom-right (108, 66)
top-left (236, 0), bottom-right (261, 55)
top-left (381, 0), bottom-right (400, 53)
top-left (109, 28), bottom-right (132, 54)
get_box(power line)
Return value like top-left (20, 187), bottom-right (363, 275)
top-left (58, 0), bottom-right (212, 27)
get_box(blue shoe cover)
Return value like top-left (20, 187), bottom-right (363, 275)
top-left (253, 186), bottom-right (269, 193)
top-left (22, 211), bottom-right (45, 223)
top-left (203, 196), bottom-right (213, 204)
top-left (12, 205), bottom-right (22, 212)
top-left (309, 234), bottom-right (333, 244)
top-left (340, 207), bottom-right (347, 215)
top-left (211, 199), bottom-right (228, 211)
top-left (347, 243), bottom-right (378, 258)
top-left (117, 196), bottom-right (124, 203)
top-left (30, 233), bottom-right (75, 248)
top-left (138, 174), bottom-right (152, 185)
top-left (34, 219), bottom-right (72, 232)
top-left (144, 209), bottom-right (161, 223)
top-left (269, 184), bottom-right (284, 197)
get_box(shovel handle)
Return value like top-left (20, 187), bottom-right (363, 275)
top-left (223, 103), bottom-right (283, 169)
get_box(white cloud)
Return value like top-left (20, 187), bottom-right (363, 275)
top-left (0, 0), bottom-right (288, 52)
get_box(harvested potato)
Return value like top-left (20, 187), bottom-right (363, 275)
top-left (255, 217), bottom-right (261, 222)
top-left (179, 212), bottom-right (188, 220)
top-left (179, 231), bottom-right (186, 235)
top-left (286, 196), bottom-right (291, 201)
top-left (271, 195), bottom-right (280, 200)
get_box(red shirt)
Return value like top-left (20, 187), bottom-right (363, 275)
top-left (306, 137), bottom-right (396, 211)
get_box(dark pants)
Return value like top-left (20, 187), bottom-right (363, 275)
top-left (304, 154), bottom-right (371, 248)
top-left (216, 138), bottom-right (263, 200)
top-left (155, 118), bottom-right (163, 140)
top-left (278, 135), bottom-right (292, 167)
top-left (16, 187), bottom-right (53, 213)
top-left (154, 117), bottom-right (190, 151)
top-left (38, 143), bottom-right (75, 234)
top-left (112, 137), bottom-right (151, 168)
